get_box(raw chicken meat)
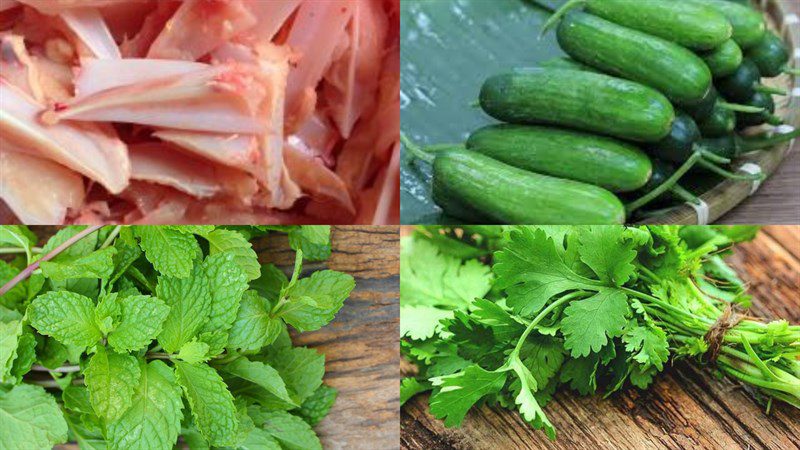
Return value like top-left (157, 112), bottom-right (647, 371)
top-left (0, 0), bottom-right (399, 224)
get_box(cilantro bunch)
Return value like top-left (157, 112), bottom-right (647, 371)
top-left (0, 225), bottom-right (354, 450)
top-left (401, 225), bottom-right (799, 439)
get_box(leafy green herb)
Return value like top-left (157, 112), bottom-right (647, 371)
top-left (0, 225), bottom-right (350, 449)
top-left (401, 225), bottom-right (799, 440)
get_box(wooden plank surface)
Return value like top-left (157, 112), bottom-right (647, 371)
top-left (401, 226), bottom-right (800, 450)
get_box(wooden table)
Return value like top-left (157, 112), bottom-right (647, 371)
top-left (401, 226), bottom-right (800, 450)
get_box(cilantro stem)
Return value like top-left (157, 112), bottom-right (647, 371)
top-left (511, 291), bottom-right (584, 357)
top-left (0, 225), bottom-right (102, 296)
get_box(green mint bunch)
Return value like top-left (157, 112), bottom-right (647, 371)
top-left (401, 225), bottom-right (799, 440)
top-left (0, 225), bottom-right (353, 450)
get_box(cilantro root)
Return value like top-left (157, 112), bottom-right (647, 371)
top-left (0, 225), bottom-right (350, 450)
top-left (401, 225), bottom-right (799, 439)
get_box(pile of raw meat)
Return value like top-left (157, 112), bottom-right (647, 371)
top-left (0, 0), bottom-right (399, 224)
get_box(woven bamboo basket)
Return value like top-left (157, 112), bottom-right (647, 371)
top-left (641, 0), bottom-right (799, 224)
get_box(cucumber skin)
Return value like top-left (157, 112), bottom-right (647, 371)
top-left (701, 39), bottom-right (743, 78)
top-left (466, 124), bottom-right (652, 192)
top-left (586, 0), bottom-right (731, 50)
top-left (557, 12), bottom-right (712, 106)
top-left (648, 113), bottom-right (702, 163)
top-left (698, 102), bottom-right (736, 137)
top-left (716, 58), bottom-right (760, 102)
top-left (432, 150), bottom-right (626, 224)
top-left (747, 32), bottom-right (789, 77)
top-left (686, 0), bottom-right (765, 49)
top-left (736, 91), bottom-right (775, 128)
top-left (479, 69), bottom-right (674, 143)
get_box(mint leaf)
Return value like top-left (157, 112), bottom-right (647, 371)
top-left (220, 357), bottom-right (297, 409)
top-left (561, 290), bottom-right (629, 358)
top-left (176, 340), bottom-right (211, 364)
top-left (0, 312), bottom-right (23, 382)
top-left (287, 226), bottom-right (331, 261)
top-left (494, 228), bottom-right (600, 317)
top-left (199, 252), bottom-right (248, 335)
top-left (0, 384), bottom-right (68, 449)
top-left (278, 270), bottom-right (354, 332)
top-left (0, 261), bottom-right (26, 310)
top-left (429, 365), bottom-right (506, 427)
top-left (28, 291), bottom-right (102, 348)
top-left (296, 385), bottom-right (338, 426)
top-left (227, 291), bottom-right (284, 351)
top-left (106, 360), bottom-right (183, 450)
top-left (248, 409), bottom-right (322, 450)
top-left (266, 347), bottom-right (325, 405)
top-left (250, 264), bottom-right (287, 301)
top-left (84, 346), bottom-right (141, 421)
top-left (39, 246), bottom-right (117, 281)
top-left (156, 265), bottom-right (211, 353)
top-left (135, 227), bottom-right (199, 278)
top-left (174, 361), bottom-right (238, 446)
top-left (204, 229), bottom-right (261, 281)
top-left (107, 295), bottom-right (170, 353)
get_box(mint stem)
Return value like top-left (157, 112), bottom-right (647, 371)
top-left (0, 225), bottom-right (103, 296)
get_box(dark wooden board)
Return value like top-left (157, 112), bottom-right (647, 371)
top-left (401, 226), bottom-right (800, 450)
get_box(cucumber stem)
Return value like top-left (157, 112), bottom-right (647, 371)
top-left (739, 127), bottom-right (800, 152)
top-left (400, 132), bottom-right (435, 164)
top-left (765, 114), bottom-right (784, 126)
top-left (625, 151), bottom-right (702, 214)
top-left (717, 101), bottom-right (765, 113)
top-left (754, 84), bottom-right (788, 96)
top-left (670, 184), bottom-right (698, 203)
top-left (696, 146), bottom-right (731, 164)
top-left (696, 159), bottom-right (765, 181)
top-left (469, 100), bottom-right (480, 108)
top-left (540, 0), bottom-right (585, 37)
top-left (783, 66), bottom-right (800, 76)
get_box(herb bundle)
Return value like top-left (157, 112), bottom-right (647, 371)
top-left (0, 225), bottom-right (354, 450)
top-left (401, 225), bottom-right (799, 439)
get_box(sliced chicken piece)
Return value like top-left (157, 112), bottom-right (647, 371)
top-left (323, 0), bottom-right (387, 138)
top-left (0, 0), bottom-right (19, 14)
top-left (17, 1), bottom-right (151, 14)
top-left (74, 57), bottom-right (207, 97)
top-left (153, 129), bottom-right (260, 173)
top-left (0, 33), bottom-right (42, 100)
top-left (357, 141), bottom-right (399, 225)
top-left (119, 0), bottom-right (181, 58)
top-left (0, 150), bottom-right (85, 224)
top-left (41, 62), bottom-right (266, 134)
top-left (284, 142), bottom-right (355, 215)
top-left (60, 7), bottom-right (120, 59)
top-left (284, 0), bottom-right (352, 128)
top-left (240, 0), bottom-right (301, 42)
top-left (291, 111), bottom-right (339, 166)
top-left (147, 0), bottom-right (256, 61)
top-left (1, 81), bottom-right (130, 193)
top-left (129, 141), bottom-right (258, 201)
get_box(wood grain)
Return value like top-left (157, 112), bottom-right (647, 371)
top-left (401, 226), bottom-right (800, 450)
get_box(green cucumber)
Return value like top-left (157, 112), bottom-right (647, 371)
top-left (431, 150), bottom-right (626, 224)
top-left (556, 11), bottom-right (712, 106)
top-left (715, 58), bottom-right (785, 101)
top-left (747, 32), bottom-right (790, 77)
top-left (465, 124), bottom-right (652, 192)
top-left (547, 0), bottom-right (731, 50)
top-left (700, 128), bottom-right (800, 158)
top-left (735, 91), bottom-right (780, 128)
top-left (648, 113), bottom-right (702, 163)
top-left (701, 39), bottom-right (743, 78)
top-left (479, 69), bottom-right (675, 142)
top-left (698, 101), bottom-right (736, 137)
top-left (684, 0), bottom-right (765, 50)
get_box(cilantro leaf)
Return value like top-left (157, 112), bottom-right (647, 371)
top-left (400, 305), bottom-right (453, 340)
top-left (174, 361), bottom-right (238, 446)
top-left (135, 227), bottom-right (199, 278)
top-left (106, 360), bottom-right (183, 450)
top-left (0, 384), bottom-right (68, 449)
top-left (429, 365), bottom-right (507, 427)
top-left (508, 356), bottom-right (556, 440)
top-left (560, 289), bottom-right (629, 358)
top-left (623, 325), bottom-right (669, 371)
top-left (28, 291), bottom-right (102, 348)
top-left (577, 226), bottom-right (639, 286)
top-left (494, 228), bottom-right (601, 317)
top-left (156, 265), bottom-right (211, 353)
top-left (84, 346), bottom-right (141, 421)
top-left (400, 377), bottom-right (431, 405)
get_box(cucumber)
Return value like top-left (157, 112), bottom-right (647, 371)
top-left (735, 91), bottom-right (778, 128)
top-left (432, 150), bottom-right (626, 224)
top-left (479, 69), bottom-right (675, 143)
top-left (647, 113), bottom-right (702, 163)
top-left (577, 0), bottom-right (732, 50)
top-left (684, 0), bottom-right (765, 49)
top-left (465, 124), bottom-right (653, 192)
top-left (697, 101), bottom-right (736, 137)
top-left (747, 32), bottom-right (789, 77)
top-left (700, 128), bottom-right (800, 158)
top-left (701, 39), bottom-right (743, 78)
top-left (717, 58), bottom-right (760, 101)
top-left (556, 11), bottom-right (712, 106)
top-left (682, 86), bottom-right (719, 121)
